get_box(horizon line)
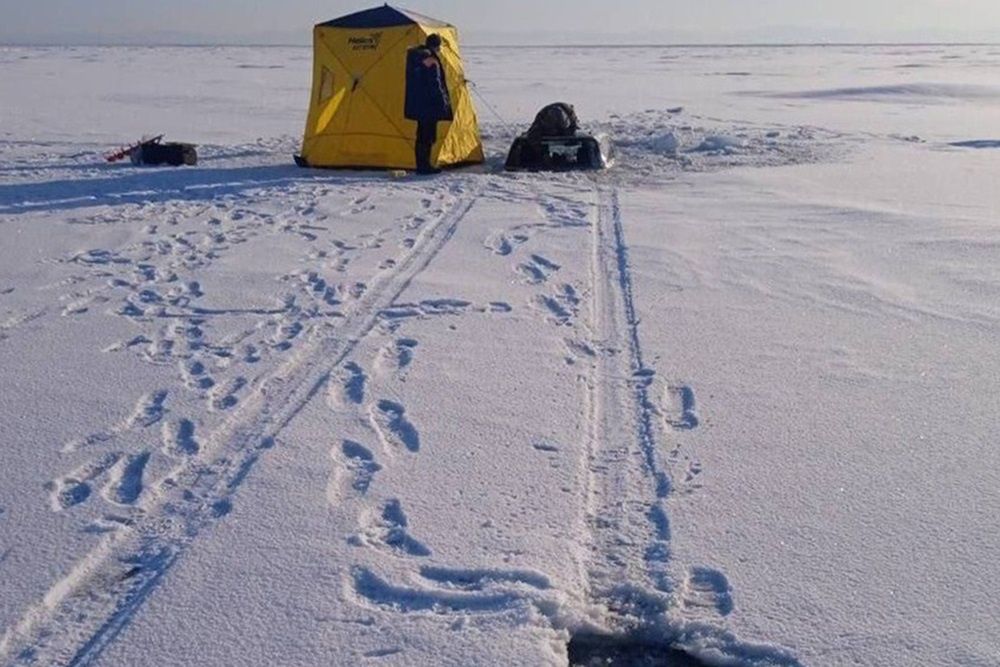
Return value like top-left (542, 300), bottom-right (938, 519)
top-left (2, 40), bottom-right (999, 49)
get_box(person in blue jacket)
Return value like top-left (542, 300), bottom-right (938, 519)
top-left (405, 34), bottom-right (453, 174)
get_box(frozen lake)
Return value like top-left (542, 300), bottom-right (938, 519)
top-left (1, 44), bottom-right (999, 666)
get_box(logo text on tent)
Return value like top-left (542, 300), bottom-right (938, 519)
top-left (348, 32), bottom-right (383, 51)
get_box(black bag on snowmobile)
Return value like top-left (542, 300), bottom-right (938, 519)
top-left (526, 102), bottom-right (580, 140)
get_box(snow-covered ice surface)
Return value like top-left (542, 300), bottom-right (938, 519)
top-left (1, 44), bottom-right (999, 666)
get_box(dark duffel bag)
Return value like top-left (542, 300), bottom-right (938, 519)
top-left (132, 140), bottom-right (198, 166)
top-left (526, 102), bottom-right (579, 141)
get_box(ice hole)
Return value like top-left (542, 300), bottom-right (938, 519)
top-left (567, 633), bottom-right (708, 667)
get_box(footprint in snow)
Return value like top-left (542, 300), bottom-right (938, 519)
top-left (531, 283), bottom-right (581, 326)
top-left (533, 294), bottom-right (573, 325)
top-left (46, 452), bottom-right (121, 511)
top-left (181, 359), bottom-right (215, 391)
top-left (516, 254), bottom-right (561, 284)
top-left (126, 390), bottom-right (169, 429)
top-left (370, 400), bottom-right (420, 453)
top-left (679, 566), bottom-right (733, 618)
top-left (484, 231), bottom-right (528, 256)
top-left (102, 452), bottom-right (151, 506)
top-left (374, 339), bottom-right (418, 376)
top-left (338, 440), bottom-right (381, 495)
top-left (681, 460), bottom-right (703, 492)
top-left (210, 376), bottom-right (247, 411)
top-left (162, 418), bottom-right (199, 457)
top-left (329, 361), bottom-right (366, 408)
top-left (351, 564), bottom-right (550, 615)
top-left (243, 344), bottom-right (262, 364)
top-left (563, 337), bottom-right (597, 365)
top-left (353, 499), bottom-right (430, 558)
top-left (418, 298), bottom-right (472, 316)
top-left (665, 385), bottom-right (699, 430)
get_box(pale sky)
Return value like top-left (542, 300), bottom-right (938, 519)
top-left (1, 0), bottom-right (999, 45)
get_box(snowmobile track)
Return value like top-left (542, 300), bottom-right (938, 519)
top-left (0, 181), bottom-right (481, 667)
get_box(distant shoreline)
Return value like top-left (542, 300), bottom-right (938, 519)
top-left (2, 41), bottom-right (999, 49)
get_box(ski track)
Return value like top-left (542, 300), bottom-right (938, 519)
top-left (585, 183), bottom-right (675, 610)
top-left (583, 184), bottom-right (800, 664)
top-left (0, 180), bottom-right (481, 666)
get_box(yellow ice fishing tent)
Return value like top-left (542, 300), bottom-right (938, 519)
top-left (297, 5), bottom-right (484, 169)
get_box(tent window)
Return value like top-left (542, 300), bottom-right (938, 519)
top-left (318, 67), bottom-right (334, 104)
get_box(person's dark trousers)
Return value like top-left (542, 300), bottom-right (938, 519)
top-left (415, 120), bottom-right (438, 173)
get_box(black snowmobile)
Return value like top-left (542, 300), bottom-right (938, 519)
top-left (504, 102), bottom-right (613, 172)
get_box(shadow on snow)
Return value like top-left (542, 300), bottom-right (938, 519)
top-left (0, 164), bottom-right (388, 215)
top-left (568, 633), bottom-right (710, 667)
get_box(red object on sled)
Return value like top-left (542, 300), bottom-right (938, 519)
top-left (104, 135), bottom-right (164, 163)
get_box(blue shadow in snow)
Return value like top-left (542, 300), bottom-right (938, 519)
top-left (0, 164), bottom-right (387, 215)
top-left (0, 150), bottom-right (276, 175)
top-left (949, 139), bottom-right (1000, 149)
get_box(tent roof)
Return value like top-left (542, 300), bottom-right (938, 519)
top-left (317, 5), bottom-right (451, 29)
